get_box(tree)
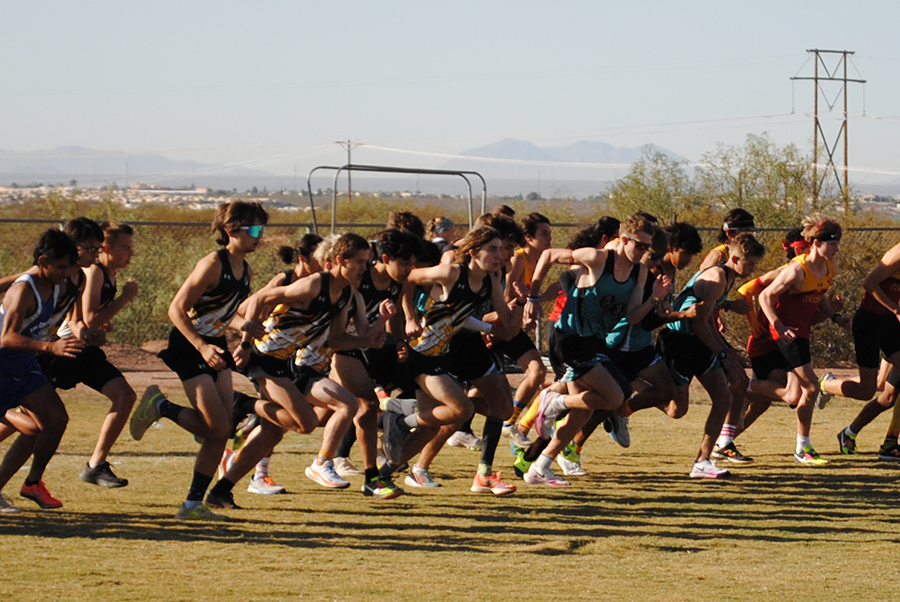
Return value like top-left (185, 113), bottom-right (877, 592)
top-left (605, 146), bottom-right (697, 222)
top-left (693, 133), bottom-right (839, 227)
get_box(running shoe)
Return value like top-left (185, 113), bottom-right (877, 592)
top-left (689, 459), bottom-right (731, 479)
top-left (362, 476), bottom-right (404, 500)
top-left (471, 471), bottom-right (517, 495)
top-left (837, 429), bottom-right (857, 455)
top-left (80, 461), bottom-right (129, 488)
top-left (130, 384), bottom-right (163, 441)
top-left (20, 480), bottom-right (63, 509)
top-left (794, 445), bottom-right (829, 466)
top-left (380, 395), bottom-right (418, 415)
top-left (513, 451), bottom-right (533, 479)
top-left (523, 464), bottom-right (571, 486)
top-left (217, 449), bottom-right (235, 480)
top-left (446, 430), bottom-right (483, 451)
top-left (0, 494), bottom-right (23, 514)
top-left (557, 454), bottom-right (588, 476)
top-left (232, 413), bottom-right (260, 452)
top-left (404, 468), bottom-right (442, 488)
top-left (382, 411), bottom-right (414, 464)
top-left (333, 457), bottom-right (364, 477)
top-left (305, 459), bottom-right (351, 489)
top-left (878, 438), bottom-right (900, 461)
top-left (607, 412), bottom-right (631, 448)
top-left (817, 372), bottom-right (837, 409)
top-left (501, 424), bottom-right (533, 448)
top-left (175, 502), bottom-right (229, 522)
top-left (535, 388), bottom-right (564, 439)
top-left (710, 442), bottom-right (753, 464)
top-left (206, 489), bottom-right (241, 510)
top-left (247, 475), bottom-right (286, 495)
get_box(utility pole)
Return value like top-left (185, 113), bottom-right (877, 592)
top-left (791, 49), bottom-right (865, 213)
top-left (334, 140), bottom-right (359, 204)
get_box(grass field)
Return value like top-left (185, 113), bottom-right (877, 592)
top-left (2, 368), bottom-right (899, 602)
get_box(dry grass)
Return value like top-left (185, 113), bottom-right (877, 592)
top-left (2, 370), bottom-right (900, 601)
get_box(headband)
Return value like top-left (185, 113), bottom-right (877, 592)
top-left (724, 219), bottom-right (755, 231)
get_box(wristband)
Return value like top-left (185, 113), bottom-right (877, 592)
top-left (240, 341), bottom-right (251, 350)
top-left (527, 297), bottom-right (540, 303)
top-left (830, 312), bottom-right (842, 323)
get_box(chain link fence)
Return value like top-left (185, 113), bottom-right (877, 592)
top-left (2, 217), bottom-right (899, 367)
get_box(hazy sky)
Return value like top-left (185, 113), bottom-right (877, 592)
top-left (2, 2), bottom-right (898, 183)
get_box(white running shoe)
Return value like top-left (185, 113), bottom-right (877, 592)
top-left (689, 459), bottom-right (731, 479)
top-left (501, 423), bottom-right (533, 448)
top-left (305, 459), bottom-right (351, 489)
top-left (447, 430), bottom-right (483, 451)
top-left (535, 388), bottom-right (564, 439)
top-left (523, 464), bottom-right (571, 487)
top-left (557, 454), bottom-right (588, 476)
top-left (247, 475), bottom-right (286, 495)
top-left (333, 457), bottom-right (364, 477)
top-left (0, 494), bottom-right (23, 514)
top-left (817, 372), bottom-right (837, 409)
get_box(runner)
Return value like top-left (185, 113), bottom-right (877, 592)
top-left (129, 201), bottom-right (268, 521)
top-left (0, 229), bottom-right (83, 512)
top-left (757, 217), bottom-right (847, 465)
top-left (522, 214), bottom-right (658, 486)
top-left (656, 232), bottom-right (765, 478)
top-left (46, 220), bottom-right (139, 487)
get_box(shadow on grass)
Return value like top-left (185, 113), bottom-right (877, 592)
top-left (2, 464), bottom-right (897, 553)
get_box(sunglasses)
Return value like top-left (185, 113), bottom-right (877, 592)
top-left (241, 225), bottom-right (265, 239)
top-left (626, 237), bottom-right (651, 253)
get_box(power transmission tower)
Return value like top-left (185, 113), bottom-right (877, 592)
top-left (791, 49), bottom-right (865, 213)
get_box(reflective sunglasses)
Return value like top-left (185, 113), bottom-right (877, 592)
top-left (241, 225), bottom-right (265, 239)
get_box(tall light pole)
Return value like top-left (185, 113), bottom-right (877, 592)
top-left (335, 140), bottom-right (359, 204)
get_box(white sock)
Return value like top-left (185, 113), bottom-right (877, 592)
top-left (404, 414), bottom-right (419, 429)
top-left (534, 454), bottom-right (553, 472)
top-left (796, 435), bottom-right (811, 454)
top-left (843, 426), bottom-right (856, 438)
top-left (254, 456), bottom-right (271, 479)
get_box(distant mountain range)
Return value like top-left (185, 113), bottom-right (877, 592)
top-left (0, 146), bottom-right (269, 182)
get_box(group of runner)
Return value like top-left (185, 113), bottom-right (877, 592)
top-left (2, 203), bottom-right (900, 519)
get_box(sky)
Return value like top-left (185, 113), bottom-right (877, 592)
top-left (2, 1), bottom-right (899, 185)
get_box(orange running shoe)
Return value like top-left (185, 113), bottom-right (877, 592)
top-left (470, 471), bottom-right (517, 496)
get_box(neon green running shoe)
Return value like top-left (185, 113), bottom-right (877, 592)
top-left (794, 445), bottom-right (829, 466)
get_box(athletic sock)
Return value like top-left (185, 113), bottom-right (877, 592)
top-left (843, 426), bottom-right (857, 438)
top-left (716, 424), bottom-right (737, 448)
top-left (209, 478), bottom-right (235, 496)
top-left (316, 450), bottom-right (333, 465)
top-left (187, 471), bottom-right (213, 502)
top-left (403, 414), bottom-right (419, 430)
top-left (458, 416), bottom-right (474, 435)
top-left (505, 399), bottom-right (529, 426)
top-left (254, 457), bottom-right (271, 480)
top-left (157, 398), bottom-right (183, 422)
top-left (534, 453), bottom-right (553, 473)
top-left (477, 463), bottom-right (492, 477)
top-left (335, 426), bottom-right (357, 458)
top-left (796, 435), bottom-right (812, 455)
top-left (479, 417), bottom-right (503, 468)
top-left (364, 467), bottom-right (380, 482)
